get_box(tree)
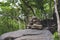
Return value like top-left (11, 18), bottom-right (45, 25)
top-left (54, 0), bottom-right (60, 35)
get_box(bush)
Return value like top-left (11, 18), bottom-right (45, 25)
top-left (54, 32), bottom-right (59, 40)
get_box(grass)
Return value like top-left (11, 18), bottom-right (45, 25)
top-left (54, 32), bottom-right (59, 40)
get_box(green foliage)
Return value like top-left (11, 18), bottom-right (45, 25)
top-left (54, 32), bottom-right (59, 40)
top-left (0, 0), bottom-right (55, 35)
top-left (0, 16), bottom-right (19, 35)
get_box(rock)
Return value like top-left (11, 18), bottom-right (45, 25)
top-left (1, 29), bottom-right (54, 40)
top-left (0, 36), bottom-right (3, 40)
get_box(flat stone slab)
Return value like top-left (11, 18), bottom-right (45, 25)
top-left (1, 29), bottom-right (54, 40)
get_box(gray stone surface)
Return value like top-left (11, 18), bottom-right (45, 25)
top-left (1, 29), bottom-right (54, 40)
top-left (0, 36), bottom-right (3, 40)
top-left (15, 35), bottom-right (53, 40)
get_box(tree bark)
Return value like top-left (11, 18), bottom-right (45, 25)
top-left (54, 0), bottom-right (60, 35)
top-left (58, 0), bottom-right (60, 16)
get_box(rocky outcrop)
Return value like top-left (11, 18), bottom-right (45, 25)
top-left (1, 29), bottom-right (53, 40)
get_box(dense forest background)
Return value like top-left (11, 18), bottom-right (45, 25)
top-left (0, 0), bottom-right (60, 39)
top-left (0, 0), bottom-right (55, 34)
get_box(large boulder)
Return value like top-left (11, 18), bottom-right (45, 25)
top-left (0, 36), bottom-right (3, 40)
top-left (1, 29), bottom-right (54, 40)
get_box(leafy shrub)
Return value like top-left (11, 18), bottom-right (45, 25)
top-left (54, 32), bottom-right (59, 40)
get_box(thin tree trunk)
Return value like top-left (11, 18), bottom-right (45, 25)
top-left (54, 0), bottom-right (60, 35)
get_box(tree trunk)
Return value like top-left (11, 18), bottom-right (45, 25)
top-left (58, 0), bottom-right (60, 17)
top-left (54, 0), bottom-right (60, 35)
